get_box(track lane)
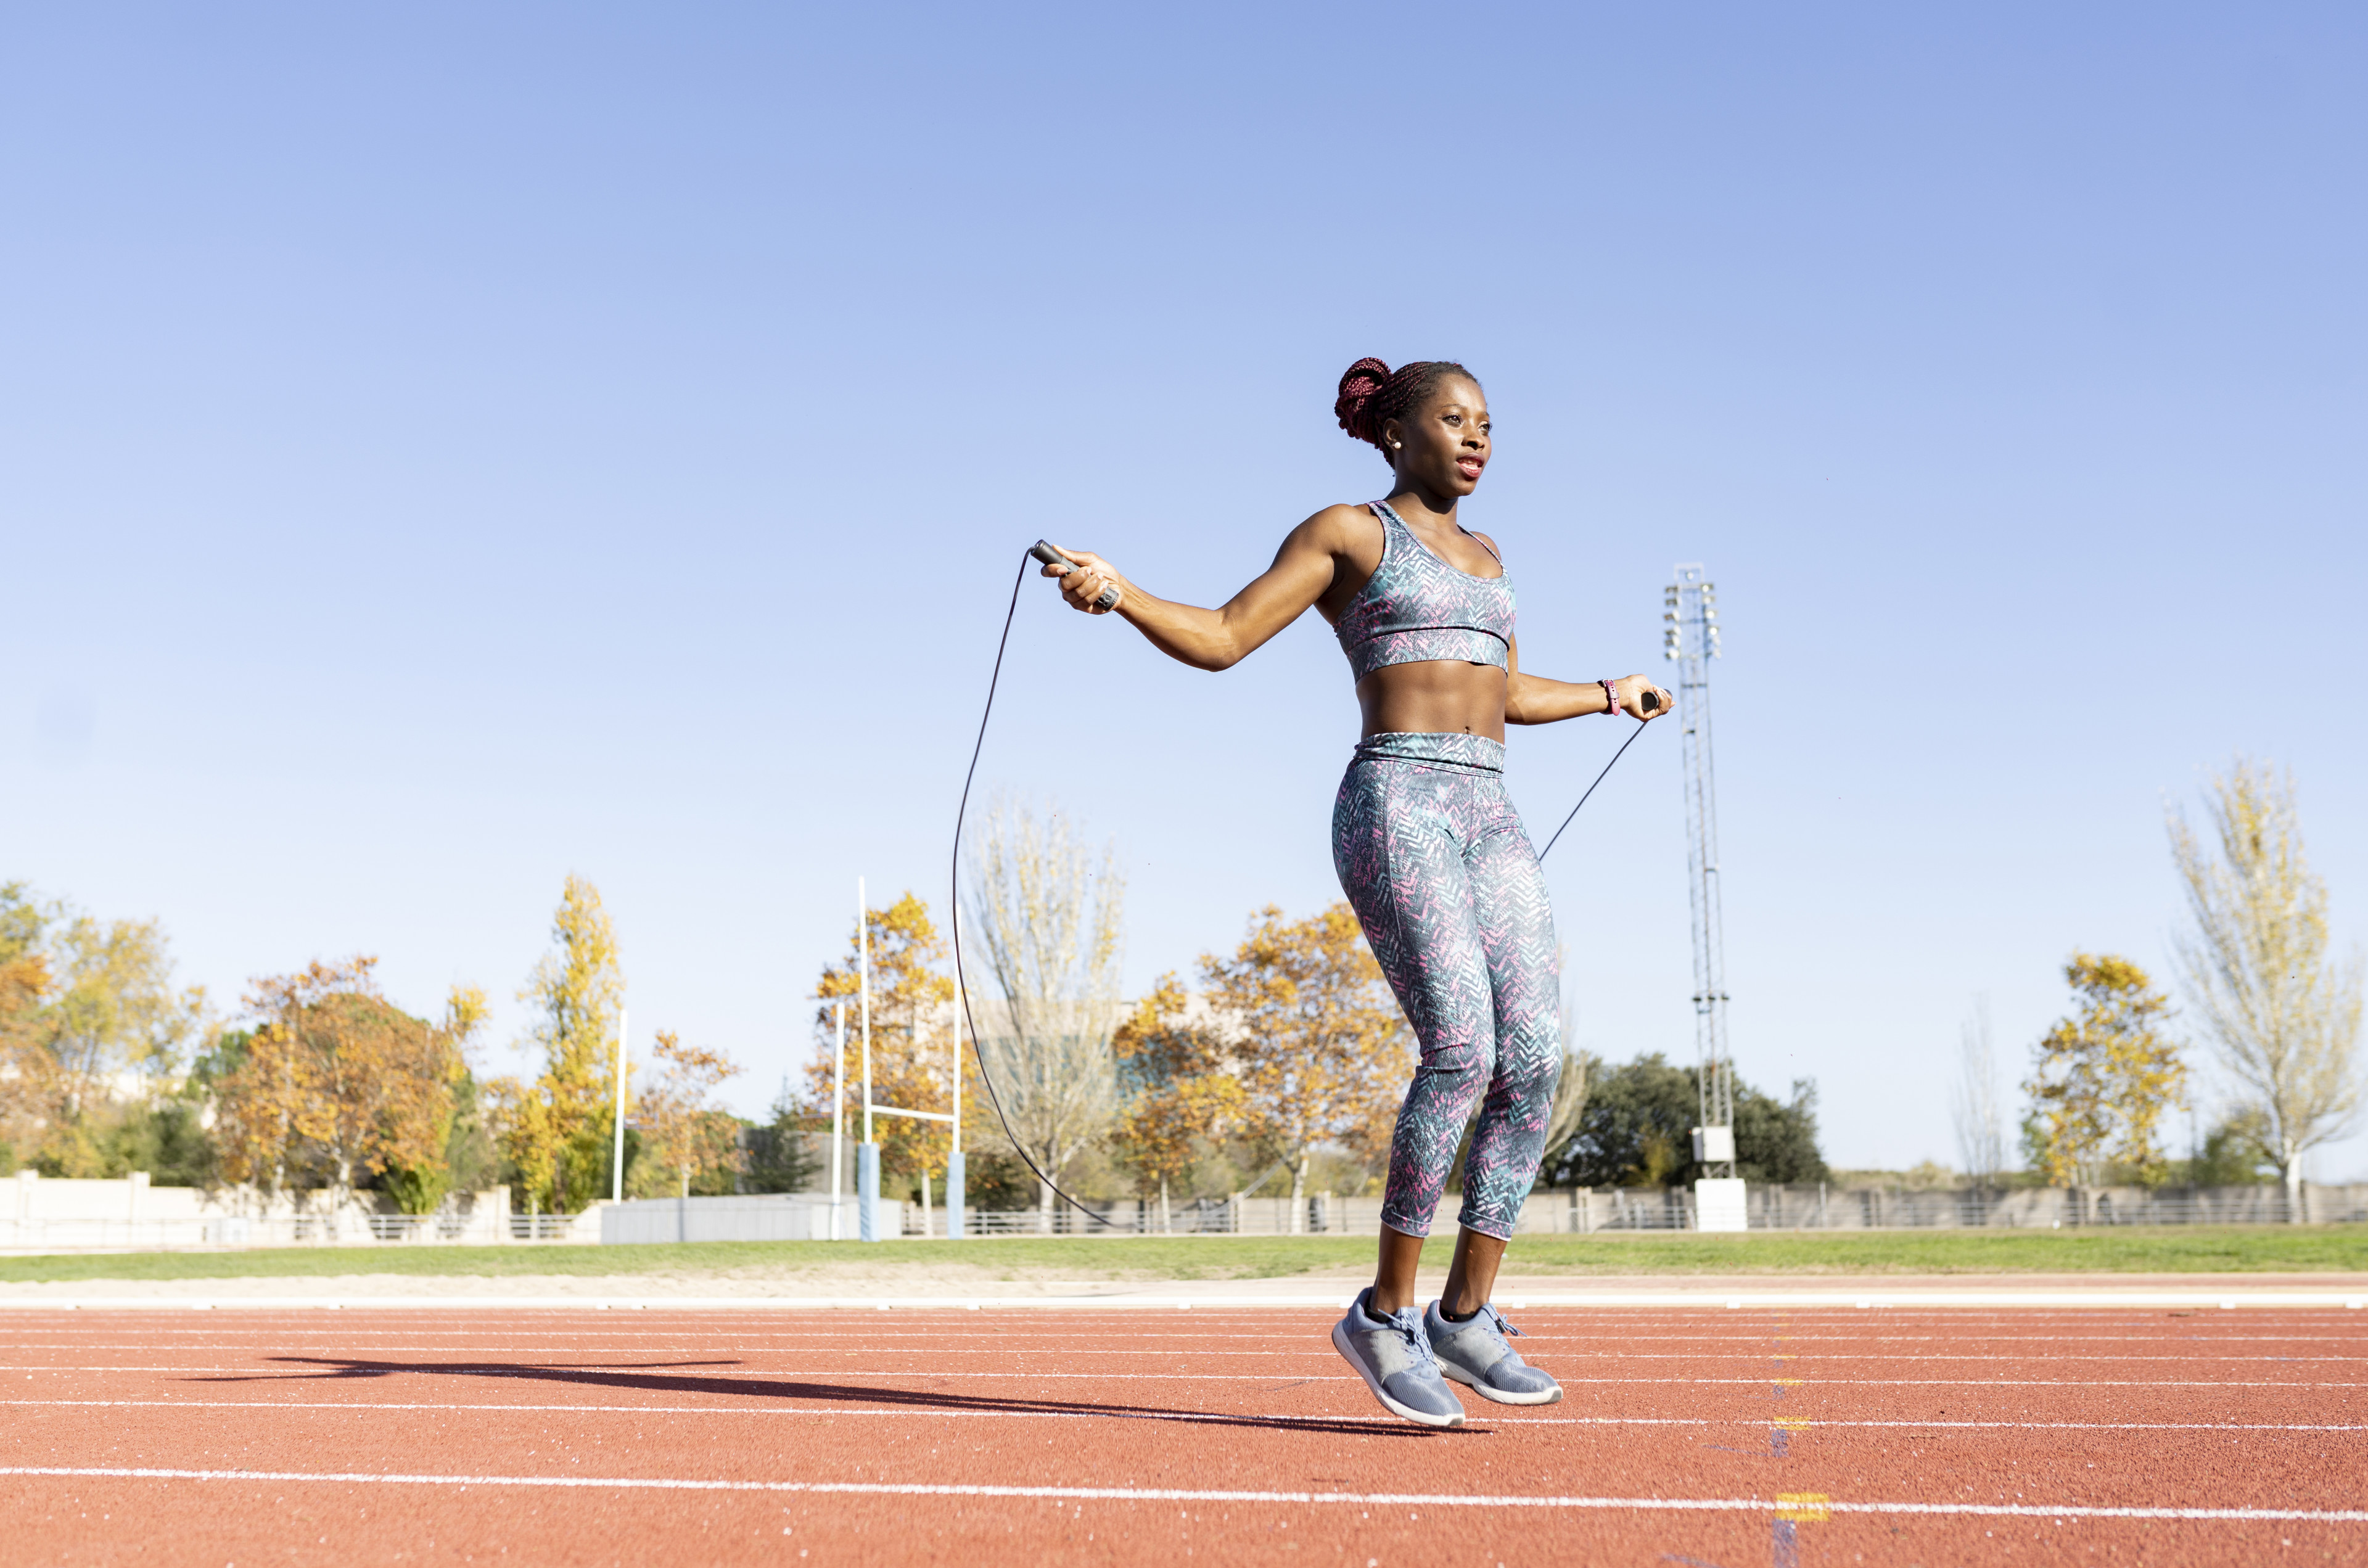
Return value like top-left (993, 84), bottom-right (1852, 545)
top-left (3, 1307), bottom-right (2363, 1566)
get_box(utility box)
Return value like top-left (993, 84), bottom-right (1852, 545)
top-left (1695, 1176), bottom-right (1748, 1232)
top-left (1692, 1125), bottom-right (1735, 1164)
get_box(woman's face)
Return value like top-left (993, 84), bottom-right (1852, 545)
top-left (1383, 377), bottom-right (1490, 498)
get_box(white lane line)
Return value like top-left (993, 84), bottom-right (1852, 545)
top-left (5, 1398), bottom-right (2365, 1433)
top-left (9, 1365), bottom-right (2367, 1390)
top-left (11, 1345), bottom-right (2361, 1365)
top-left (0, 1466), bottom-right (2359, 1524)
top-left (6, 1295), bottom-right (2362, 1311)
top-left (12, 1331), bottom-right (2357, 1344)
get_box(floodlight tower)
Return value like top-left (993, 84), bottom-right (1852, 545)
top-left (1664, 565), bottom-right (1735, 1183)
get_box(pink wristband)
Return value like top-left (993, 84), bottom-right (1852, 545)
top-left (1600, 679), bottom-right (1621, 717)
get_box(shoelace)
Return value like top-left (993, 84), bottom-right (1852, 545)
top-left (1474, 1306), bottom-right (1530, 1368)
top-left (1384, 1309), bottom-right (1444, 1372)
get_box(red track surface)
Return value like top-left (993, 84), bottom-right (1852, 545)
top-left (2, 1303), bottom-right (2361, 1566)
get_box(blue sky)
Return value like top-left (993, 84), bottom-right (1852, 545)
top-left (6, 4), bottom-right (2362, 1175)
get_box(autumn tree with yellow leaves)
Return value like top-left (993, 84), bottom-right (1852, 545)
top-left (1201, 903), bottom-right (1412, 1231)
top-left (1108, 974), bottom-right (1244, 1231)
top-left (0, 881), bottom-right (208, 1176)
top-left (380, 985), bottom-right (495, 1216)
top-left (633, 1030), bottom-right (745, 1199)
top-left (2022, 953), bottom-right (2187, 1189)
top-left (490, 875), bottom-right (625, 1215)
top-left (0, 887), bottom-right (56, 1165)
top-left (210, 958), bottom-right (470, 1211)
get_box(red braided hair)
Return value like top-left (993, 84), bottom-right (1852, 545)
top-left (1333, 358), bottom-right (1481, 466)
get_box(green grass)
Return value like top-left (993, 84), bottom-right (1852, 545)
top-left (2, 1225), bottom-right (2363, 1284)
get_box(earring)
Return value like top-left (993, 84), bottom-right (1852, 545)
top-left (1389, 441), bottom-right (1401, 450)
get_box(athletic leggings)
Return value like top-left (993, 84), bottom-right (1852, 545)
top-left (1331, 731), bottom-right (1562, 1241)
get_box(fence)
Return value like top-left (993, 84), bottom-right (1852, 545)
top-left (901, 1181), bottom-right (2368, 1238)
top-left (12, 1176), bottom-right (2361, 1253)
top-left (1532, 1181), bottom-right (2368, 1233)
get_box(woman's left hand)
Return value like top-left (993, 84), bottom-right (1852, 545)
top-left (1612, 673), bottom-right (1674, 720)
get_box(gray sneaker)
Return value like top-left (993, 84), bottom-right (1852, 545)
top-left (1331, 1287), bottom-right (1466, 1429)
top-left (1423, 1300), bottom-right (1563, 1405)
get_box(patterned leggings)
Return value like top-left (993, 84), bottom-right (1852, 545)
top-left (1332, 732), bottom-right (1561, 1241)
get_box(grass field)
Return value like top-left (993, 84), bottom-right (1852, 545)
top-left (2, 1224), bottom-right (2364, 1284)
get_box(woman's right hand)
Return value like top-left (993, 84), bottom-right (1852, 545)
top-left (1042, 547), bottom-right (1125, 615)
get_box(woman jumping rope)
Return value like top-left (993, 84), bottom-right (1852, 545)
top-left (1039, 358), bottom-right (1672, 1428)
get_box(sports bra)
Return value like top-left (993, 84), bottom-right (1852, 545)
top-left (1333, 500), bottom-right (1516, 681)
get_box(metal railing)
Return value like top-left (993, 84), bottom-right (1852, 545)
top-left (905, 1194), bottom-right (1360, 1237)
top-left (912, 1182), bottom-right (2368, 1238)
top-left (1546, 1181), bottom-right (2368, 1232)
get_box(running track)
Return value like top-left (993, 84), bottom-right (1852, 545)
top-left (2, 1303), bottom-right (2361, 1565)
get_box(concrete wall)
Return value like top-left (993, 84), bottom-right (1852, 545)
top-left (600, 1193), bottom-right (900, 1244)
top-left (0, 1171), bottom-right (525, 1252)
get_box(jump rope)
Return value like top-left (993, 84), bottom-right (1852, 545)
top-left (948, 540), bottom-right (1658, 1228)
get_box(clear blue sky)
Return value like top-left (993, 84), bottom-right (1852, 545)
top-left (6, 5), bottom-right (2363, 1175)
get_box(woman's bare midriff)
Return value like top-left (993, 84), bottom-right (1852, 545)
top-left (1356, 660), bottom-right (1508, 741)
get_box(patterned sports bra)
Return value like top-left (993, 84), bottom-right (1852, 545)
top-left (1334, 500), bottom-right (1516, 681)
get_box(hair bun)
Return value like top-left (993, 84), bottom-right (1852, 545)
top-left (1334, 358), bottom-right (1392, 443)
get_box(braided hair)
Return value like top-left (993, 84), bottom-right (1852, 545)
top-left (1333, 358), bottom-right (1481, 467)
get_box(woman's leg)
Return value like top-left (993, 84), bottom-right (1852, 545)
top-left (1408, 801), bottom-right (1571, 1406)
top-left (1332, 761), bottom-right (1500, 1311)
top-left (1369, 1225), bottom-right (1424, 1315)
top-left (1439, 1227), bottom-right (1509, 1316)
top-left (1451, 795), bottom-right (1564, 1258)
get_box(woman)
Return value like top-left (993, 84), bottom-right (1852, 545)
top-left (1042, 358), bottom-right (1671, 1429)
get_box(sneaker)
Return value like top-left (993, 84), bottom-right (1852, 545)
top-left (1423, 1300), bottom-right (1563, 1405)
top-left (1331, 1287), bottom-right (1466, 1429)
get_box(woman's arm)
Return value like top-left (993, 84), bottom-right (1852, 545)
top-left (1042, 505), bottom-right (1365, 672)
top-left (1503, 636), bottom-right (1674, 725)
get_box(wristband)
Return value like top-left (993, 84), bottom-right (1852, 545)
top-left (1600, 679), bottom-right (1622, 717)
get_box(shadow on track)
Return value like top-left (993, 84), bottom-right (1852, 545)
top-left (191, 1356), bottom-right (1460, 1439)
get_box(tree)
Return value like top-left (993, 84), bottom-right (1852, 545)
top-left (633, 1030), bottom-right (744, 1198)
top-left (1200, 903), bottom-right (1411, 1231)
top-left (212, 959), bottom-right (466, 1213)
top-left (1107, 974), bottom-right (1245, 1230)
top-left (382, 985), bottom-right (495, 1216)
top-left (494, 875), bottom-right (625, 1214)
top-left (1537, 959), bottom-right (1592, 1173)
top-left (1541, 1054), bottom-right (1591, 1168)
top-left (483, 1075), bottom-right (563, 1218)
top-left (962, 794), bottom-right (1125, 1230)
top-left (2170, 760), bottom-right (2362, 1220)
top-left (1550, 1053), bottom-right (1826, 1188)
top-left (0, 885), bottom-right (55, 1168)
top-left (742, 1078), bottom-right (824, 1194)
top-left (41, 907), bottom-right (207, 1117)
top-left (2023, 954), bottom-right (2185, 1189)
top-left (804, 891), bottom-right (961, 1193)
top-left (2186, 1107), bottom-right (2278, 1187)
top-left (0, 882), bottom-right (208, 1175)
top-left (1949, 995), bottom-right (2007, 1190)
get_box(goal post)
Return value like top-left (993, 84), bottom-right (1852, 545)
top-left (850, 874), bottom-right (966, 1241)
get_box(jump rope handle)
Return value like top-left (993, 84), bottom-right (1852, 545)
top-left (1030, 540), bottom-right (1122, 611)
